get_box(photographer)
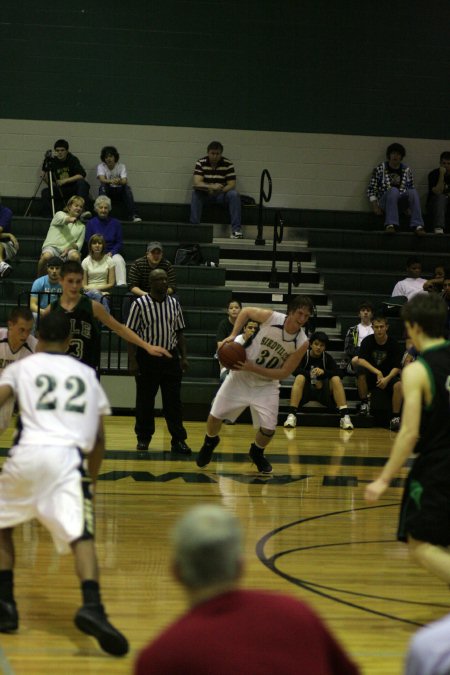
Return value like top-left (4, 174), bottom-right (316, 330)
top-left (41, 139), bottom-right (90, 216)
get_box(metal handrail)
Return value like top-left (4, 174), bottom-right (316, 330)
top-left (255, 169), bottom-right (272, 245)
top-left (268, 211), bottom-right (284, 288)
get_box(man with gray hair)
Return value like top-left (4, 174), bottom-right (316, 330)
top-left (134, 505), bottom-right (360, 674)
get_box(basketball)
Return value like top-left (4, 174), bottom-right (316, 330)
top-left (218, 341), bottom-right (246, 370)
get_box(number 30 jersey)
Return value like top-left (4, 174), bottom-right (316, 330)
top-left (0, 352), bottom-right (111, 452)
top-left (232, 311), bottom-right (308, 388)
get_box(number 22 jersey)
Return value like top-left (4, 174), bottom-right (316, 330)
top-left (0, 352), bottom-right (111, 452)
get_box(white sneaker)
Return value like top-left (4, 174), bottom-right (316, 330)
top-left (434, 228), bottom-right (444, 234)
top-left (284, 413), bottom-right (297, 428)
top-left (133, 216), bottom-right (142, 222)
top-left (339, 415), bottom-right (354, 430)
top-left (0, 261), bottom-right (12, 277)
top-left (80, 211), bottom-right (92, 222)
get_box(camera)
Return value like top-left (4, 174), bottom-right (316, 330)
top-left (42, 149), bottom-right (56, 173)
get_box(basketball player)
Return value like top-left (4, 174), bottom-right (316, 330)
top-left (196, 296), bottom-right (313, 473)
top-left (0, 313), bottom-right (128, 655)
top-left (365, 293), bottom-right (450, 586)
top-left (0, 307), bottom-right (37, 433)
top-left (42, 260), bottom-right (171, 369)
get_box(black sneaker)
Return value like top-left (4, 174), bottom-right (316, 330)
top-left (0, 600), bottom-right (18, 632)
top-left (74, 603), bottom-right (129, 656)
top-left (196, 435), bottom-right (220, 467)
top-left (171, 440), bottom-right (192, 455)
top-left (249, 444), bottom-right (272, 474)
top-left (136, 440), bottom-right (149, 451)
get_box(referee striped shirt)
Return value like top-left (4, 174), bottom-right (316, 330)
top-left (126, 294), bottom-right (185, 351)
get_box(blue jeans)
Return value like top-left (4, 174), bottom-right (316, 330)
top-left (190, 189), bottom-right (241, 233)
top-left (379, 188), bottom-right (424, 228)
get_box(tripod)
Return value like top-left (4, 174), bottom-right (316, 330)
top-left (24, 151), bottom-right (66, 217)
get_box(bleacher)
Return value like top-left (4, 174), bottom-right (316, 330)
top-left (2, 196), bottom-right (448, 426)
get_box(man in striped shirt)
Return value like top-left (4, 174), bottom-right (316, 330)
top-left (127, 268), bottom-right (191, 456)
top-left (128, 242), bottom-right (177, 297)
top-left (190, 141), bottom-right (242, 239)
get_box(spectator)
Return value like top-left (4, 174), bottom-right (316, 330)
top-left (128, 242), bottom-right (176, 297)
top-left (392, 257), bottom-right (427, 301)
top-left (219, 319), bottom-right (259, 385)
top-left (0, 307), bottom-right (37, 433)
top-left (38, 195), bottom-right (86, 276)
top-left (134, 504), bottom-right (360, 675)
top-left (404, 613), bottom-right (450, 675)
top-left (190, 141), bottom-right (243, 239)
top-left (284, 331), bottom-right (353, 430)
top-left (85, 195), bottom-right (127, 286)
top-left (82, 234), bottom-right (116, 312)
top-left (0, 196), bottom-right (18, 278)
top-left (427, 151), bottom-right (450, 234)
top-left (367, 142), bottom-right (425, 235)
top-left (29, 256), bottom-right (63, 323)
top-left (41, 139), bottom-right (90, 216)
top-left (357, 314), bottom-right (403, 431)
top-left (127, 268), bottom-right (191, 456)
top-left (97, 145), bottom-right (141, 222)
top-left (423, 264), bottom-right (446, 294)
top-left (344, 301), bottom-right (374, 415)
top-left (216, 299), bottom-right (242, 380)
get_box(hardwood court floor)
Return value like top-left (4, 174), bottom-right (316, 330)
top-left (0, 417), bottom-right (447, 674)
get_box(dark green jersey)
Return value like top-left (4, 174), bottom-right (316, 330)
top-left (415, 341), bottom-right (450, 456)
top-left (50, 295), bottom-right (101, 370)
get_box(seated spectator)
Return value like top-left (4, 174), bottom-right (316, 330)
top-left (134, 504), bottom-right (360, 675)
top-left (85, 195), bottom-right (127, 286)
top-left (356, 314), bottom-right (403, 431)
top-left (216, 298), bottom-right (242, 379)
top-left (423, 263), bottom-right (446, 293)
top-left (392, 257), bottom-right (427, 301)
top-left (367, 142), bottom-right (425, 235)
top-left (97, 146), bottom-right (141, 222)
top-left (38, 196), bottom-right (86, 276)
top-left (427, 151), bottom-right (450, 234)
top-left (128, 242), bottom-right (176, 297)
top-left (0, 196), bottom-right (18, 278)
top-left (189, 141), bottom-right (243, 239)
top-left (41, 139), bottom-right (90, 216)
top-left (404, 612), bottom-right (450, 675)
top-left (82, 234), bottom-right (115, 313)
top-left (344, 301), bottom-right (374, 415)
top-left (29, 256), bottom-right (63, 324)
top-left (284, 331), bottom-right (353, 430)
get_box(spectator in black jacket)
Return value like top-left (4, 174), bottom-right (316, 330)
top-left (284, 331), bottom-right (353, 430)
top-left (427, 151), bottom-right (450, 234)
top-left (41, 139), bottom-right (90, 216)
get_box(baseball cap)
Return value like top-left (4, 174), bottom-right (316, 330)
top-left (47, 256), bottom-right (63, 267)
top-left (147, 242), bottom-right (163, 252)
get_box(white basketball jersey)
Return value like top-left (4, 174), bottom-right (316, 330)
top-left (0, 352), bottom-right (111, 452)
top-left (231, 311), bottom-right (307, 387)
top-left (0, 328), bottom-right (37, 432)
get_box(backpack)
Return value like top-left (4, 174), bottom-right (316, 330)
top-left (174, 243), bottom-right (203, 266)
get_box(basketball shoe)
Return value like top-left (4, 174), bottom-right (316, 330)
top-left (196, 435), bottom-right (220, 467)
top-left (249, 444), bottom-right (272, 474)
top-left (75, 603), bottom-right (129, 656)
top-left (0, 600), bottom-right (18, 632)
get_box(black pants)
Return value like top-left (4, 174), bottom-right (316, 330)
top-left (134, 350), bottom-right (186, 444)
top-left (41, 179), bottom-right (90, 216)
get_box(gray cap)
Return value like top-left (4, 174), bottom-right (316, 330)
top-left (147, 242), bottom-right (163, 252)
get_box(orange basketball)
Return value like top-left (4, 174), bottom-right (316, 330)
top-left (218, 341), bottom-right (246, 370)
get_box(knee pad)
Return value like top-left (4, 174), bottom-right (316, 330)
top-left (259, 427), bottom-right (275, 438)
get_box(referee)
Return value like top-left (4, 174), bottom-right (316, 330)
top-left (127, 268), bottom-right (191, 455)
